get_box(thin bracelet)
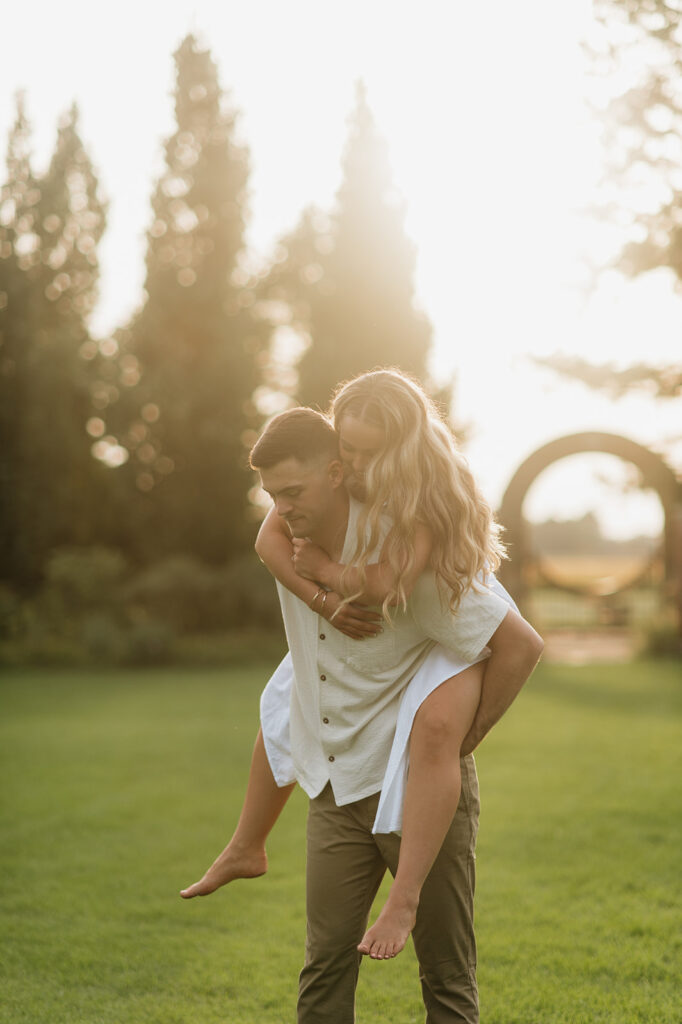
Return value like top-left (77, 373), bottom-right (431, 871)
top-left (318, 591), bottom-right (328, 615)
top-left (309, 587), bottom-right (324, 610)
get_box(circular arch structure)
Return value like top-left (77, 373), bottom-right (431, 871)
top-left (497, 432), bottom-right (682, 635)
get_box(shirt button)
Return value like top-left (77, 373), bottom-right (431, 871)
top-left (319, 633), bottom-right (326, 640)
top-left (328, 755), bottom-right (335, 762)
top-left (320, 674), bottom-right (326, 681)
top-left (322, 717), bottom-right (329, 724)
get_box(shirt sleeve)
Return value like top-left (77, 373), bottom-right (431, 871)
top-left (410, 573), bottom-right (511, 662)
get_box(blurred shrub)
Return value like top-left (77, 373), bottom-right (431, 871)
top-left (127, 618), bottom-right (174, 665)
top-left (42, 547), bottom-right (129, 623)
top-left (80, 613), bottom-right (130, 664)
top-left (125, 553), bottom-right (282, 633)
top-left (125, 555), bottom-right (223, 632)
top-left (2, 600), bottom-right (86, 666)
top-left (218, 555), bottom-right (283, 628)
top-left (173, 629), bottom-right (287, 667)
top-left (638, 622), bottom-right (682, 659)
top-left (0, 546), bottom-right (285, 666)
top-left (0, 585), bottom-right (23, 640)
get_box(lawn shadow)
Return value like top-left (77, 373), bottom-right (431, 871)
top-left (533, 660), bottom-right (682, 720)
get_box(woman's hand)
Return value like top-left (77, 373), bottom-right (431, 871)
top-left (291, 538), bottom-right (333, 582)
top-left (320, 591), bottom-right (383, 641)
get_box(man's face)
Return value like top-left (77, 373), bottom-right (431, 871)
top-left (337, 414), bottom-right (386, 501)
top-left (260, 456), bottom-right (343, 538)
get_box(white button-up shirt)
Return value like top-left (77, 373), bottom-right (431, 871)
top-left (276, 497), bottom-right (510, 806)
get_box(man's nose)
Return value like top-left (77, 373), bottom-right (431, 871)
top-left (353, 454), bottom-right (369, 472)
top-left (275, 497), bottom-right (293, 517)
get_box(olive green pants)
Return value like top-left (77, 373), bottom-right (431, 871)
top-left (298, 756), bottom-right (480, 1024)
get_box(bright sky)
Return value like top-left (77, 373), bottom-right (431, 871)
top-left (3, 0), bottom-right (680, 538)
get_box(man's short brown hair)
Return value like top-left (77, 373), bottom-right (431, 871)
top-left (249, 408), bottom-right (339, 470)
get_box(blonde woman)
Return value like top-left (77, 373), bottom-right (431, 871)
top-left (182, 370), bottom-right (538, 963)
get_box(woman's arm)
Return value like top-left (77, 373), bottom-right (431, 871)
top-left (255, 507), bottom-right (382, 639)
top-left (255, 507), bottom-right (325, 607)
top-left (291, 521), bottom-right (433, 606)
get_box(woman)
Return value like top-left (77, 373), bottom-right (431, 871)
top-left (182, 369), bottom-right (512, 961)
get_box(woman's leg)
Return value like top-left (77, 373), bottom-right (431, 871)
top-left (180, 728), bottom-right (295, 898)
top-left (357, 662), bottom-right (484, 958)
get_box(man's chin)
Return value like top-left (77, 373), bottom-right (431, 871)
top-left (286, 519), bottom-right (308, 537)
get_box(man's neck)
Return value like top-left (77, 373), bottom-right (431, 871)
top-left (309, 490), bottom-right (350, 561)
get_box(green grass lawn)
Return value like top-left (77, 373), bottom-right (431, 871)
top-left (1, 660), bottom-right (680, 1024)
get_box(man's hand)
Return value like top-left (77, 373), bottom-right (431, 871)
top-left (460, 609), bottom-right (544, 756)
top-left (291, 538), bottom-right (333, 582)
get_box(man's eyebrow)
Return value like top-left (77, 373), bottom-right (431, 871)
top-left (263, 484), bottom-right (302, 496)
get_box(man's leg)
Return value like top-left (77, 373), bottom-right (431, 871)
top-left (299, 785), bottom-right (386, 1024)
top-left (359, 665), bottom-right (483, 959)
top-left (375, 755), bottom-right (480, 1024)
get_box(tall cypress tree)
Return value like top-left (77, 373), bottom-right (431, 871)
top-left (263, 83), bottom-right (433, 410)
top-left (114, 34), bottom-right (267, 564)
top-left (0, 98), bottom-right (107, 588)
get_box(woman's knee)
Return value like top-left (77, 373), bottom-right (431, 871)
top-left (413, 696), bottom-right (458, 749)
top-left (413, 684), bottom-right (469, 751)
top-left (415, 667), bottom-right (482, 747)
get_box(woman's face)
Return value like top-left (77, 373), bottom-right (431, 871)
top-left (337, 414), bottom-right (386, 500)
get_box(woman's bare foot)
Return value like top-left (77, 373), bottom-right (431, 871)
top-left (357, 894), bottom-right (418, 960)
top-left (180, 841), bottom-right (268, 898)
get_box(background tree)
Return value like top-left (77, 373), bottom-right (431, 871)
top-left (110, 34), bottom-right (268, 565)
top-left (590, 0), bottom-right (682, 282)
top-left (538, 3), bottom-right (682, 406)
top-left (534, 354), bottom-right (682, 400)
top-left (0, 97), bottom-right (107, 589)
top-left (261, 82), bottom-right (433, 411)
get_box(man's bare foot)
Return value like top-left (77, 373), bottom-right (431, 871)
top-left (180, 841), bottom-right (267, 899)
top-left (357, 895), bottom-right (418, 960)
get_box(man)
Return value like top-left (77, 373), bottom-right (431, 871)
top-left (250, 407), bottom-right (543, 1024)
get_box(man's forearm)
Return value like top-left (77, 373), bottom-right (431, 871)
top-left (461, 614), bottom-right (544, 755)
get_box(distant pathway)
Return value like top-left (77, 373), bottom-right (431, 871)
top-left (542, 629), bottom-right (637, 664)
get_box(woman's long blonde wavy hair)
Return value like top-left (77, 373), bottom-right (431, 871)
top-left (330, 368), bottom-right (506, 619)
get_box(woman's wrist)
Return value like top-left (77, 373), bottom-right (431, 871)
top-left (316, 559), bottom-right (343, 593)
top-left (309, 587), bottom-right (328, 615)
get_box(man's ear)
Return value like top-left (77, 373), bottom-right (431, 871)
top-left (328, 459), bottom-right (345, 488)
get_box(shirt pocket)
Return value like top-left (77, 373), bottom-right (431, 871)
top-left (343, 628), bottom-right (399, 677)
